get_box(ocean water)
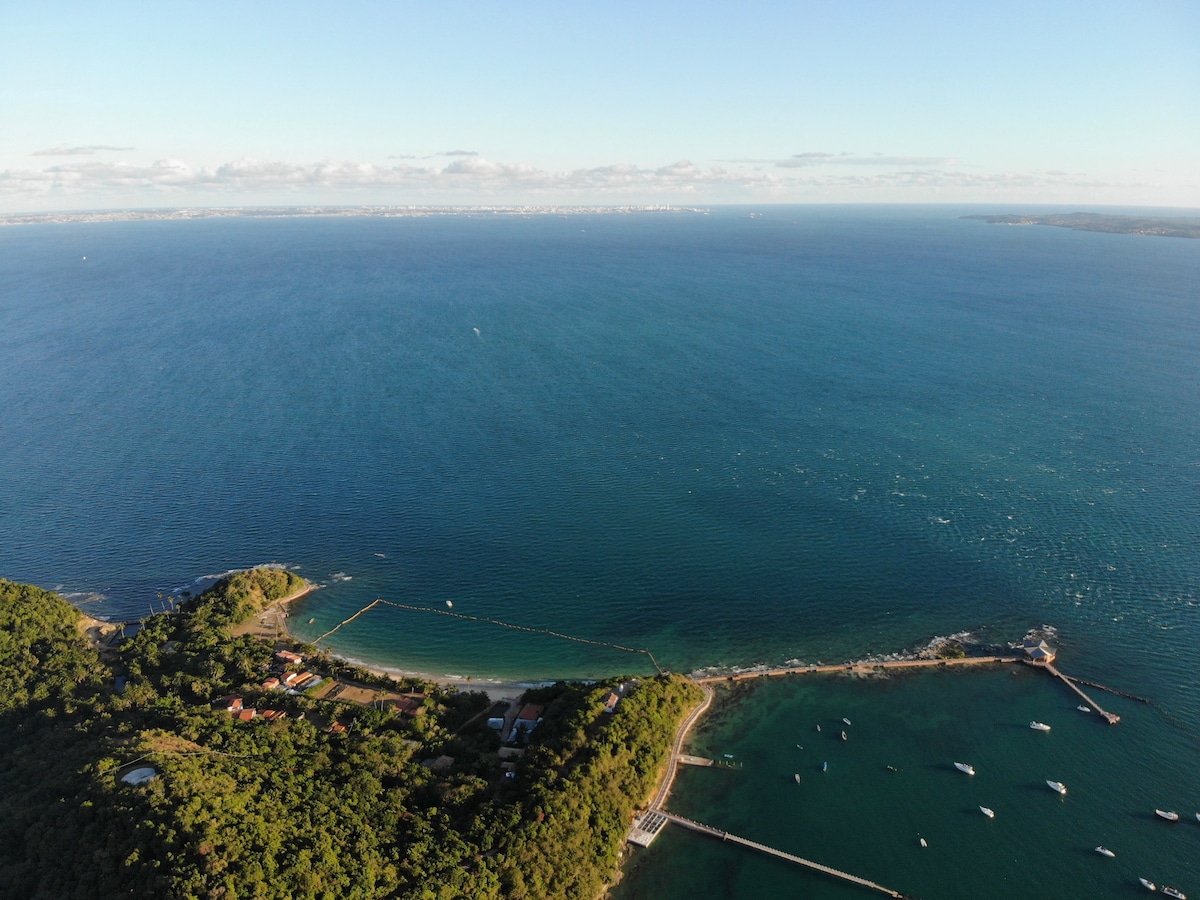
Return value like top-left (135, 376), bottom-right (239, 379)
top-left (2, 207), bottom-right (1198, 895)
top-left (612, 666), bottom-right (1200, 900)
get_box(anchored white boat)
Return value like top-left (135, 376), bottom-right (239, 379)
top-left (1140, 878), bottom-right (1157, 891)
top-left (841, 730), bottom-right (847, 741)
top-left (980, 806), bottom-right (994, 818)
top-left (1155, 809), bottom-right (1180, 822)
top-left (919, 837), bottom-right (927, 848)
top-left (842, 717), bottom-right (852, 726)
top-left (822, 761), bottom-right (827, 772)
top-left (1078, 705), bottom-right (1091, 712)
top-left (1029, 721), bottom-right (1051, 731)
top-left (1047, 780), bottom-right (1067, 795)
top-left (1162, 887), bottom-right (1186, 899)
top-left (794, 773), bottom-right (802, 784)
top-left (954, 762), bottom-right (976, 776)
top-left (1095, 846), bottom-right (1115, 858)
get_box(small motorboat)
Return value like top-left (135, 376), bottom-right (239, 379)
top-left (919, 837), bottom-right (927, 848)
top-left (816, 724), bottom-right (821, 732)
top-left (1162, 887), bottom-right (1186, 899)
top-left (1029, 721), bottom-right (1051, 731)
top-left (822, 761), bottom-right (828, 772)
top-left (980, 806), bottom-right (994, 818)
top-left (794, 773), bottom-right (802, 784)
top-left (1095, 846), bottom-right (1115, 858)
top-left (841, 730), bottom-right (847, 741)
top-left (886, 765), bottom-right (898, 772)
top-left (1077, 705), bottom-right (1091, 712)
top-left (842, 717), bottom-right (852, 726)
top-left (954, 762), bottom-right (976, 776)
top-left (1047, 780), bottom-right (1067, 795)
top-left (1155, 809), bottom-right (1180, 822)
top-left (1140, 878), bottom-right (1157, 892)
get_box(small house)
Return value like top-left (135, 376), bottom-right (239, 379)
top-left (275, 650), bottom-right (304, 665)
top-left (387, 696), bottom-right (425, 717)
top-left (508, 704), bottom-right (544, 743)
top-left (1023, 639), bottom-right (1056, 664)
top-left (602, 692), bottom-right (620, 713)
top-left (215, 695), bottom-right (243, 712)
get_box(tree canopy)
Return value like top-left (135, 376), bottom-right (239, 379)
top-left (0, 571), bottom-right (700, 899)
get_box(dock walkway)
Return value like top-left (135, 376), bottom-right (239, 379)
top-left (1040, 662), bottom-right (1120, 724)
top-left (658, 812), bottom-right (914, 899)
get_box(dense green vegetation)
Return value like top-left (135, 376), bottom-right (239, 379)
top-left (0, 571), bottom-right (701, 899)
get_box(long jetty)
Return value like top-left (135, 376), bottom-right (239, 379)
top-left (659, 812), bottom-right (915, 899)
top-left (1041, 662), bottom-right (1120, 723)
top-left (695, 653), bottom-right (1019, 684)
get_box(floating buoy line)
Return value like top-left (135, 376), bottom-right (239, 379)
top-left (311, 598), bottom-right (665, 674)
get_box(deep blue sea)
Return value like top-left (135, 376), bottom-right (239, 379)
top-left (2, 207), bottom-right (1197, 897)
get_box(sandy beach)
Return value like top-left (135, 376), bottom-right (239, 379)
top-left (263, 583), bottom-right (539, 701)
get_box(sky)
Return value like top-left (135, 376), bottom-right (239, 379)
top-left (2, 1), bottom-right (1198, 211)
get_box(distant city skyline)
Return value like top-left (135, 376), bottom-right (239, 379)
top-left (2, 1), bottom-right (1197, 212)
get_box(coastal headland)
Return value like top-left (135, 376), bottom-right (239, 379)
top-left (0, 569), bottom-right (702, 898)
top-left (5, 568), bottom-right (1147, 899)
top-left (964, 211), bottom-right (1200, 238)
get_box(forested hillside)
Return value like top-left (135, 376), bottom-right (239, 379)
top-left (0, 572), bottom-right (700, 899)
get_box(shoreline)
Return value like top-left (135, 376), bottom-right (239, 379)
top-left (270, 583), bottom-right (540, 701)
top-left (75, 577), bottom-right (1035, 705)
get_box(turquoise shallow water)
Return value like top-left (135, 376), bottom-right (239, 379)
top-left (2, 206), bottom-right (1198, 895)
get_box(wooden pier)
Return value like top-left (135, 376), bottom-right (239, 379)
top-left (657, 811), bottom-right (915, 899)
top-left (1040, 662), bottom-right (1120, 724)
top-left (626, 639), bottom-right (1126, 898)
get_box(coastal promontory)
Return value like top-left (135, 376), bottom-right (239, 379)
top-left (0, 571), bottom-right (699, 900)
top-left (964, 211), bottom-right (1200, 238)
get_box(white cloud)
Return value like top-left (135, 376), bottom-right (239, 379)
top-left (775, 153), bottom-right (957, 168)
top-left (32, 145), bottom-right (135, 156)
top-left (0, 153), bottom-right (1189, 208)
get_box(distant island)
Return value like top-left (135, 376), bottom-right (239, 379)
top-left (963, 212), bottom-right (1200, 239)
top-left (0, 204), bottom-right (708, 227)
